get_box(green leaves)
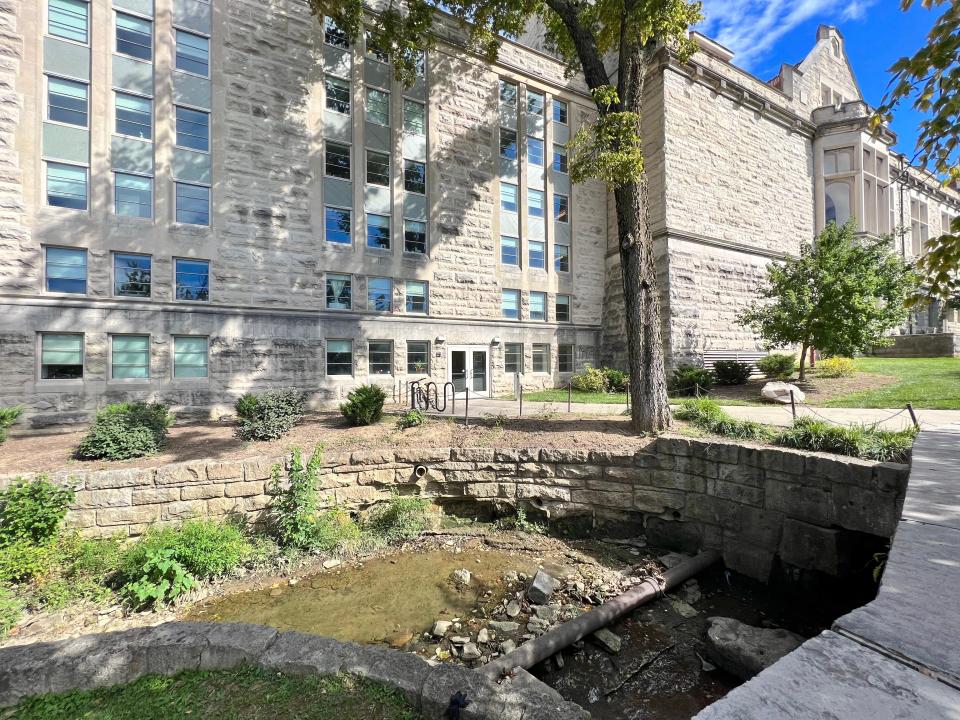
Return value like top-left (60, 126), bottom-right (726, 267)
top-left (0, 476), bottom-right (74, 547)
top-left (569, 87), bottom-right (644, 186)
top-left (910, 215), bottom-right (960, 307)
top-left (121, 548), bottom-right (196, 610)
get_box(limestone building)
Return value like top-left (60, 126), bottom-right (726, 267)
top-left (0, 0), bottom-right (957, 425)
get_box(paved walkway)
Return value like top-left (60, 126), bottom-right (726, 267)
top-left (695, 423), bottom-right (960, 719)
top-left (450, 397), bottom-right (960, 430)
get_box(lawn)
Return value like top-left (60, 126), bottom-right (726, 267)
top-left (519, 388), bottom-right (763, 406)
top-left (822, 357), bottom-right (960, 410)
top-left (4, 667), bottom-right (419, 720)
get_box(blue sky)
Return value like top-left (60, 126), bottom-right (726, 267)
top-left (697, 0), bottom-right (943, 160)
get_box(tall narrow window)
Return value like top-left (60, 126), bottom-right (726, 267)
top-left (404, 160), bottom-right (426, 194)
top-left (173, 336), bottom-right (208, 378)
top-left (325, 142), bottom-right (351, 179)
top-left (368, 277), bottom-right (393, 311)
top-left (46, 162), bottom-right (87, 210)
top-left (115, 93), bottom-right (152, 139)
top-left (527, 90), bottom-right (545, 116)
top-left (404, 220), bottom-right (426, 254)
top-left (49, 0), bottom-right (89, 43)
top-left (111, 335), bottom-right (150, 379)
top-left (527, 137), bottom-right (544, 167)
top-left (556, 294), bottom-right (571, 322)
top-left (554, 243), bottom-right (569, 272)
top-left (175, 30), bottom-right (209, 76)
top-left (365, 31), bottom-right (389, 63)
top-left (116, 13), bottom-right (152, 60)
top-left (824, 180), bottom-right (851, 226)
top-left (175, 106), bottom-right (209, 151)
top-left (406, 281), bottom-right (428, 314)
top-left (326, 339), bottom-right (353, 376)
top-left (175, 259), bottom-right (209, 301)
top-left (47, 77), bottom-right (88, 127)
top-left (403, 99), bottom-right (425, 135)
top-left (41, 333), bottom-right (83, 379)
top-left (326, 273), bottom-right (352, 309)
top-left (500, 183), bottom-right (518, 213)
top-left (499, 80), bottom-right (517, 106)
top-left (553, 145), bottom-right (568, 173)
top-left (175, 183), bottom-right (210, 225)
top-left (553, 99), bottom-right (568, 124)
top-left (505, 343), bottom-right (522, 373)
top-left (325, 207), bottom-right (351, 244)
top-left (499, 129), bottom-right (517, 160)
top-left (324, 17), bottom-right (349, 48)
top-left (369, 340), bottom-right (393, 375)
top-left (414, 50), bottom-right (426, 77)
top-left (367, 214), bottom-right (390, 249)
top-left (113, 253), bottom-right (151, 297)
top-left (500, 236), bottom-right (518, 265)
top-left (45, 247), bottom-right (87, 294)
top-left (554, 193), bottom-right (569, 223)
top-left (325, 77), bottom-right (351, 114)
top-left (530, 292), bottom-right (546, 321)
top-left (366, 151), bottom-right (390, 186)
top-left (407, 341), bottom-right (429, 374)
top-left (558, 344), bottom-right (573, 372)
top-left (502, 289), bottom-right (519, 319)
top-left (528, 189), bottom-right (544, 218)
top-left (532, 343), bottom-right (549, 373)
top-left (529, 241), bottom-right (545, 269)
top-left (114, 173), bottom-right (152, 218)
top-left (366, 88), bottom-right (390, 126)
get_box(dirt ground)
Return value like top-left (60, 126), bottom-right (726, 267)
top-left (0, 409), bottom-right (656, 476)
top-left (706, 372), bottom-right (899, 405)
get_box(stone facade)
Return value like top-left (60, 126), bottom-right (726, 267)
top-left (1, 437), bottom-right (910, 582)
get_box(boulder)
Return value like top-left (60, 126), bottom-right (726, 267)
top-left (761, 382), bottom-right (805, 405)
top-left (452, 568), bottom-right (472, 586)
top-left (431, 620), bottom-right (452, 637)
top-left (590, 628), bottom-right (622, 654)
top-left (527, 570), bottom-right (557, 605)
top-left (705, 617), bottom-right (803, 680)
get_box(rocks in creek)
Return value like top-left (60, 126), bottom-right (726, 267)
top-left (505, 600), bottom-right (522, 618)
top-left (504, 571), bottom-right (520, 584)
top-left (388, 630), bottom-right (414, 648)
top-left (677, 579), bottom-right (702, 605)
top-left (590, 627), bottom-right (622, 654)
top-left (527, 570), bottom-right (558, 605)
top-left (432, 620), bottom-right (453, 637)
top-left (477, 628), bottom-right (491, 644)
top-left (322, 558), bottom-right (342, 569)
top-left (657, 552), bottom-right (690, 570)
top-left (527, 617), bottom-right (550, 634)
top-left (452, 568), bottom-right (472, 586)
top-left (461, 642), bottom-right (482, 661)
top-left (500, 639), bottom-right (517, 655)
top-left (705, 616), bottom-right (803, 680)
top-left (533, 604), bottom-right (558, 622)
top-left (450, 635), bottom-right (471, 645)
top-left (489, 620), bottom-right (520, 633)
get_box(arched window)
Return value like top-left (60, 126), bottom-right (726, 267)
top-left (831, 38), bottom-right (841, 57)
top-left (825, 180), bottom-right (851, 225)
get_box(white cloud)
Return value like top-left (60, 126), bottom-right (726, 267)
top-left (697, 0), bottom-right (876, 69)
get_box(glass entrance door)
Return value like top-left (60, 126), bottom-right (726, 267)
top-left (471, 350), bottom-right (487, 393)
top-left (448, 347), bottom-right (488, 396)
top-left (451, 350), bottom-right (467, 392)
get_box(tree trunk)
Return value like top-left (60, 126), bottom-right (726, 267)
top-left (798, 343), bottom-right (809, 381)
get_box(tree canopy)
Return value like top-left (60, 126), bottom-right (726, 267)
top-left (738, 222), bottom-right (916, 381)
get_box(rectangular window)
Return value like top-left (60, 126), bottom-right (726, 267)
top-left (324, 17), bottom-right (349, 48)
top-left (326, 273), bottom-right (352, 310)
top-left (532, 343), bottom-right (549, 373)
top-left (111, 335), bottom-right (150, 379)
top-left (367, 213), bottom-right (390, 249)
top-left (823, 147), bottom-right (854, 174)
top-left (326, 339), bottom-right (353, 376)
top-left (499, 129), bottom-right (517, 160)
top-left (403, 99), bottom-right (425, 135)
top-left (175, 183), bottom-right (210, 225)
top-left (114, 173), bottom-right (152, 218)
top-left (366, 31), bottom-right (389, 63)
top-left (113, 252), bottom-right (151, 297)
top-left (49, 0), bottom-right (88, 43)
top-left (528, 189), bottom-right (544, 218)
top-left (47, 76), bottom-right (88, 127)
top-left (325, 206), bottom-right (351, 244)
top-left (555, 243), bottom-right (569, 272)
top-left (366, 87), bottom-right (390, 126)
top-left (368, 276), bottom-right (393, 311)
top-left (115, 92), bottom-right (152, 139)
top-left (502, 289), bottom-right (519, 319)
top-left (369, 340), bottom-right (393, 375)
top-left (553, 144), bottom-right (568, 173)
top-left (530, 291), bottom-right (546, 321)
top-left (499, 80), bottom-right (517, 106)
top-left (325, 142), bottom-right (351, 179)
top-left (500, 235), bottom-right (518, 265)
top-left (528, 240), bottom-right (545, 269)
top-left (366, 150), bottom-right (390, 186)
top-left (41, 333), bottom-right (83, 379)
top-left (527, 137), bottom-right (544, 167)
top-left (404, 219), bottom-right (426, 254)
top-left (173, 336), bottom-right (208, 378)
top-left (553, 98), bottom-right (568, 124)
top-left (414, 50), bottom-right (426, 77)
top-left (558, 344), bottom-right (573, 373)
top-left (45, 246), bottom-right (86, 294)
top-left (116, 13), bottom-right (152, 61)
top-left (501, 183), bottom-right (518, 213)
top-left (406, 280), bottom-right (428, 314)
top-left (404, 160), bottom-right (426, 194)
top-left (556, 294), bottom-right (571, 322)
top-left (527, 90), bottom-right (545, 116)
top-left (554, 193), bottom-right (569, 223)
top-left (46, 162), bottom-right (87, 210)
top-left (407, 341), bottom-right (429, 374)
top-left (175, 106), bottom-right (209, 151)
top-left (325, 76), bottom-right (351, 114)
top-left (175, 258), bottom-right (209, 301)
top-left (505, 343), bottom-right (522, 374)
top-left (175, 30), bottom-right (209, 76)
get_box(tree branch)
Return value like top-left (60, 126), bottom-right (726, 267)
top-left (541, 0), bottom-right (610, 94)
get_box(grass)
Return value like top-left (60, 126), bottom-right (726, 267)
top-left (822, 357), bottom-right (960, 409)
top-left (4, 667), bottom-right (419, 720)
top-left (518, 388), bottom-right (766, 407)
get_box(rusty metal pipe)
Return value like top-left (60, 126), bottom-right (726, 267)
top-left (480, 549), bottom-right (721, 679)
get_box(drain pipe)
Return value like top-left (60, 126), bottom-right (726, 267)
top-left (481, 549), bottom-right (721, 679)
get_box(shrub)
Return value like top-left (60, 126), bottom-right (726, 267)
top-left (367, 494), bottom-right (429, 543)
top-left (235, 388), bottom-right (305, 441)
top-left (0, 476), bottom-right (74, 546)
top-left (0, 586), bottom-right (23, 639)
top-left (121, 548), bottom-right (196, 609)
top-left (76, 402), bottom-right (173, 460)
top-left (395, 409), bottom-right (426, 430)
top-left (602, 368), bottom-right (629, 393)
top-left (570, 365), bottom-right (607, 393)
top-left (713, 360), bottom-right (752, 386)
top-left (28, 533), bottom-right (122, 609)
top-left (775, 418), bottom-right (916, 463)
top-left (0, 406), bottom-right (23, 444)
top-left (757, 353), bottom-right (796, 381)
top-left (268, 445), bottom-right (324, 550)
top-left (340, 385), bottom-right (387, 427)
top-left (311, 508), bottom-right (362, 552)
top-left (0, 539), bottom-right (54, 584)
top-left (670, 365), bottom-right (715, 396)
top-left (673, 398), bottom-right (772, 441)
top-left (817, 356), bottom-right (856, 378)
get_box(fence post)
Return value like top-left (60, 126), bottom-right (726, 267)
top-left (790, 390), bottom-right (797, 420)
top-left (695, 383), bottom-right (700, 398)
top-left (519, 386), bottom-right (523, 418)
top-left (567, 381), bottom-right (572, 413)
top-left (907, 403), bottom-right (920, 431)
top-left (465, 388), bottom-right (470, 427)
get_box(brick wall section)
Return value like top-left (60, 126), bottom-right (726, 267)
top-left (0, 438), bottom-right (909, 582)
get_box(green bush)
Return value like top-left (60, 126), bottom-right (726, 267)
top-left (28, 533), bottom-right (122, 609)
top-left (76, 402), bottom-right (173, 460)
top-left (0, 476), bottom-right (74, 546)
top-left (712, 360), bottom-right (752, 386)
top-left (757, 354), bottom-right (796, 381)
top-left (775, 417), bottom-right (916, 463)
top-left (0, 539), bottom-right (54, 584)
top-left (602, 368), bottom-right (629, 393)
top-left (121, 548), bottom-right (196, 609)
top-left (673, 398), bottom-right (772, 441)
top-left (312, 508), bottom-right (362, 552)
top-left (367, 494), bottom-right (429, 543)
top-left (269, 445), bottom-right (324, 550)
top-left (670, 365), bottom-right (715, 396)
top-left (395, 409), bottom-right (426, 430)
top-left (340, 385), bottom-right (386, 426)
top-left (0, 405), bottom-right (23, 444)
top-left (0, 586), bottom-right (23, 639)
top-left (235, 388), bottom-right (305, 441)
top-left (817, 356), bottom-right (856, 378)
top-left (570, 365), bottom-right (607, 393)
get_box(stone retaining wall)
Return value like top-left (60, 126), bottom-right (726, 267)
top-left (870, 332), bottom-right (960, 358)
top-left (0, 621), bottom-right (586, 719)
top-left (0, 437), bottom-right (910, 582)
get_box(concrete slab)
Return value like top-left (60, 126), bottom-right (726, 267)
top-left (901, 424), bottom-right (960, 529)
top-left (693, 631), bottom-right (960, 719)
